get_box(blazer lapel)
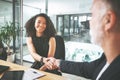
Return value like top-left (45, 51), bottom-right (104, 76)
top-left (99, 55), bottom-right (120, 80)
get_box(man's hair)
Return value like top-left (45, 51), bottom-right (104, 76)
top-left (103, 0), bottom-right (120, 20)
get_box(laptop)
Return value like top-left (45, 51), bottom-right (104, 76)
top-left (1, 69), bottom-right (45, 80)
top-left (1, 70), bottom-right (24, 80)
top-left (0, 65), bottom-right (9, 74)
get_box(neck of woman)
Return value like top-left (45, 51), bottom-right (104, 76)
top-left (36, 32), bottom-right (43, 37)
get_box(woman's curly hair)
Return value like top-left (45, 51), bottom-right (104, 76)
top-left (25, 13), bottom-right (56, 38)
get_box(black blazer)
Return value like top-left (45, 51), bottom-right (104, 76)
top-left (60, 54), bottom-right (120, 80)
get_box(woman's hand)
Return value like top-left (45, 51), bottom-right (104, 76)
top-left (44, 57), bottom-right (60, 70)
top-left (39, 65), bottom-right (47, 71)
top-left (39, 57), bottom-right (53, 71)
top-left (40, 57), bottom-right (60, 71)
top-left (39, 57), bottom-right (49, 71)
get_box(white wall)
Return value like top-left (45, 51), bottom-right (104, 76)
top-left (23, 0), bottom-right (92, 15)
top-left (48, 0), bottom-right (92, 15)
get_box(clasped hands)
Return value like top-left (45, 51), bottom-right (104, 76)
top-left (39, 57), bottom-right (60, 71)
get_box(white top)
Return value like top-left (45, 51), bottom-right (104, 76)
top-left (96, 62), bottom-right (110, 80)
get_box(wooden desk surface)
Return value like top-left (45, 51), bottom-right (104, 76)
top-left (0, 60), bottom-right (69, 80)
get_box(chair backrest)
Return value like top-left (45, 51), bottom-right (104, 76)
top-left (54, 35), bottom-right (65, 60)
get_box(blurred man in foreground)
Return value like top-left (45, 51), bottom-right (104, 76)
top-left (45, 0), bottom-right (120, 80)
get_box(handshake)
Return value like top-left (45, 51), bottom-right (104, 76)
top-left (40, 57), bottom-right (61, 71)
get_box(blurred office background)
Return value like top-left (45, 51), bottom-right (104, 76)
top-left (0, 0), bottom-right (103, 79)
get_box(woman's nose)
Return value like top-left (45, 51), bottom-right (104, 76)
top-left (39, 23), bottom-right (43, 26)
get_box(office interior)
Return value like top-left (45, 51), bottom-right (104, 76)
top-left (0, 0), bottom-right (103, 79)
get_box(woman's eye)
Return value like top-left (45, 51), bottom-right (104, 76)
top-left (37, 21), bottom-right (41, 24)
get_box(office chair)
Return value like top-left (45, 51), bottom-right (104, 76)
top-left (54, 35), bottom-right (65, 60)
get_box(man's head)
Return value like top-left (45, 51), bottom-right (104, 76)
top-left (90, 0), bottom-right (120, 47)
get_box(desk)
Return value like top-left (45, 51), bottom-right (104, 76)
top-left (0, 60), bottom-right (69, 80)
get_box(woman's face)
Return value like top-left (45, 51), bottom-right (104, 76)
top-left (35, 16), bottom-right (46, 34)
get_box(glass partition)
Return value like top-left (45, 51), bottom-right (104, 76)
top-left (56, 13), bottom-right (91, 42)
top-left (0, 1), bottom-right (12, 25)
top-left (0, 0), bottom-right (21, 63)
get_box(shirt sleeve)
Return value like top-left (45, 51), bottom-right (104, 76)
top-left (59, 54), bottom-right (105, 78)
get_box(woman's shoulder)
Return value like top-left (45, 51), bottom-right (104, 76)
top-left (49, 37), bottom-right (56, 43)
top-left (26, 37), bottom-right (32, 40)
top-left (49, 36), bottom-right (55, 40)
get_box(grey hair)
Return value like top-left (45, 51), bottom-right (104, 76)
top-left (102, 0), bottom-right (120, 20)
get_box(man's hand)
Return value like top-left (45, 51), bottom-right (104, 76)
top-left (42, 57), bottom-right (60, 70)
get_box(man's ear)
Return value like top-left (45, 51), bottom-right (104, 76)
top-left (104, 11), bottom-right (116, 31)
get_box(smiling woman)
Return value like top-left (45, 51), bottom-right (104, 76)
top-left (25, 13), bottom-right (63, 75)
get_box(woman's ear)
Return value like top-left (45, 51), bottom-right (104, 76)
top-left (104, 11), bottom-right (116, 31)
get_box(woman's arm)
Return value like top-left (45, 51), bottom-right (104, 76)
top-left (40, 37), bottom-right (56, 70)
top-left (26, 37), bottom-right (52, 70)
top-left (26, 37), bottom-right (43, 61)
top-left (47, 37), bottom-right (56, 57)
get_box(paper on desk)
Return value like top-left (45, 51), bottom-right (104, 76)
top-left (22, 68), bottom-right (45, 80)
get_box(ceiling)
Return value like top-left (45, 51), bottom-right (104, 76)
top-left (1, 0), bottom-right (92, 15)
top-left (23, 0), bottom-right (92, 14)
top-left (23, 0), bottom-right (92, 8)
top-left (23, 0), bottom-right (81, 8)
